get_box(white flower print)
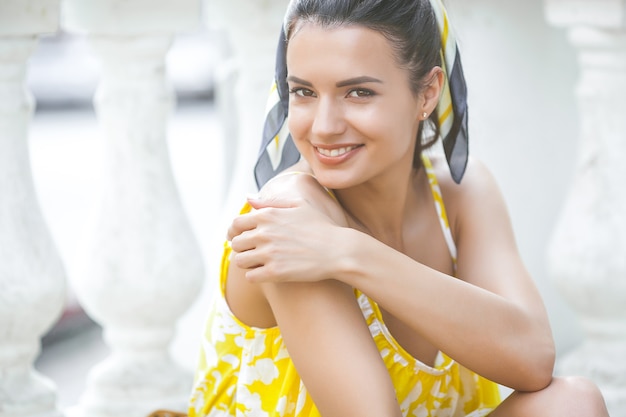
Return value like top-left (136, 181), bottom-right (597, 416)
top-left (237, 386), bottom-right (269, 417)
top-left (246, 358), bottom-right (279, 385)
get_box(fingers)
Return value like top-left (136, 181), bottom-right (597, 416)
top-left (231, 247), bottom-right (264, 271)
top-left (227, 212), bottom-right (258, 241)
top-left (228, 197), bottom-right (305, 241)
top-left (247, 194), bottom-right (305, 210)
top-left (230, 232), bottom-right (250, 254)
top-left (235, 258), bottom-right (282, 284)
top-left (244, 266), bottom-right (270, 283)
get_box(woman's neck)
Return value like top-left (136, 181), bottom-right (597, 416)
top-left (333, 166), bottom-right (425, 251)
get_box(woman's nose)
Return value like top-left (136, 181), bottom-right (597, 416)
top-left (311, 97), bottom-right (346, 137)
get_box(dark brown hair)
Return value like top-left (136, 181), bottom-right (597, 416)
top-left (284, 0), bottom-right (443, 168)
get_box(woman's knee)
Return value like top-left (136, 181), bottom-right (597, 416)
top-left (492, 376), bottom-right (609, 417)
top-left (549, 376), bottom-right (608, 413)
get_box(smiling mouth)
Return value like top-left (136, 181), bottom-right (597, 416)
top-left (316, 145), bottom-right (361, 157)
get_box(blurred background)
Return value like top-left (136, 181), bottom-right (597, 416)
top-left (30, 27), bottom-right (224, 406)
top-left (32, 1), bottom-right (581, 401)
top-left (31, 0), bottom-right (579, 399)
top-left (3, 0), bottom-right (624, 415)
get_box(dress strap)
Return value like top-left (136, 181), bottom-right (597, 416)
top-left (421, 154), bottom-right (458, 271)
top-left (221, 202), bottom-right (252, 296)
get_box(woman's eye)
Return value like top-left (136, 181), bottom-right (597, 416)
top-left (347, 88), bottom-right (374, 98)
top-left (289, 87), bottom-right (316, 97)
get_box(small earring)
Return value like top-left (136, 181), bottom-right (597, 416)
top-left (422, 112), bottom-right (428, 119)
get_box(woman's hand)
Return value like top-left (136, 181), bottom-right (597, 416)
top-left (228, 195), bottom-right (349, 283)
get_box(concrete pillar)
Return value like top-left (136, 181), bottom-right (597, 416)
top-left (544, 1), bottom-right (626, 415)
top-left (0, 1), bottom-right (66, 416)
top-left (61, 1), bottom-right (205, 416)
top-left (205, 0), bottom-right (289, 216)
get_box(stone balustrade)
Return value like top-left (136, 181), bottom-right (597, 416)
top-left (544, 1), bottom-right (626, 415)
top-left (0, 1), bottom-right (66, 417)
top-left (60, 1), bottom-right (205, 416)
top-left (206, 0), bottom-right (290, 219)
top-left (0, 0), bottom-right (289, 416)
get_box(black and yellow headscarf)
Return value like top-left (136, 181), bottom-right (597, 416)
top-left (254, 0), bottom-right (469, 188)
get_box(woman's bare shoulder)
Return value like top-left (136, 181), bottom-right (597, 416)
top-left (427, 154), bottom-right (507, 235)
top-left (428, 154), bottom-right (501, 204)
top-left (428, 153), bottom-right (497, 190)
top-left (259, 161), bottom-right (348, 226)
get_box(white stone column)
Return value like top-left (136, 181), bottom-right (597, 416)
top-left (61, 2), bottom-right (205, 416)
top-left (205, 0), bottom-right (289, 214)
top-left (544, 1), bottom-right (626, 415)
top-left (0, 1), bottom-right (66, 417)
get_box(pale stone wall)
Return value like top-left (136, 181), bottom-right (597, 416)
top-left (446, 0), bottom-right (584, 354)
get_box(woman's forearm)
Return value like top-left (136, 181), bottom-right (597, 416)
top-left (262, 278), bottom-right (402, 417)
top-left (334, 227), bottom-right (555, 391)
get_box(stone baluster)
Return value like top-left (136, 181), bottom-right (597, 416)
top-left (205, 0), bottom-right (289, 214)
top-left (0, 1), bottom-right (66, 417)
top-left (544, 1), bottom-right (626, 415)
top-left (61, 1), bottom-right (205, 416)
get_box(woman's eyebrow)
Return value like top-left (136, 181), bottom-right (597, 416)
top-left (287, 75), bottom-right (383, 88)
top-left (287, 76), bottom-right (313, 86)
top-left (336, 76), bottom-right (383, 87)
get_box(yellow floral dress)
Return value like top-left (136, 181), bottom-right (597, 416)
top-left (188, 155), bottom-right (502, 417)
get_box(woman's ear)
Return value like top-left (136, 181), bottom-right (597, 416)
top-left (420, 66), bottom-right (444, 118)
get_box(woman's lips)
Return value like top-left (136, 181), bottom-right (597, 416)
top-left (316, 145), bottom-right (360, 157)
top-left (314, 145), bottom-right (362, 165)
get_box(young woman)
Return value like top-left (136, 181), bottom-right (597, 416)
top-left (189, 0), bottom-right (610, 416)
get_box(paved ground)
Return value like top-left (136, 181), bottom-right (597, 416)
top-left (36, 322), bottom-right (107, 409)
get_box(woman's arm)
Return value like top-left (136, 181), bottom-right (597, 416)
top-left (229, 172), bottom-right (402, 417)
top-left (231, 158), bottom-right (555, 391)
top-left (261, 278), bottom-right (401, 417)
top-left (337, 230), bottom-right (554, 391)
top-left (316, 159), bottom-right (554, 391)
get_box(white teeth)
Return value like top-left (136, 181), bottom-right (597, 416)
top-left (317, 145), bottom-right (358, 157)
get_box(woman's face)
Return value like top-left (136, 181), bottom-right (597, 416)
top-left (286, 22), bottom-right (425, 190)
